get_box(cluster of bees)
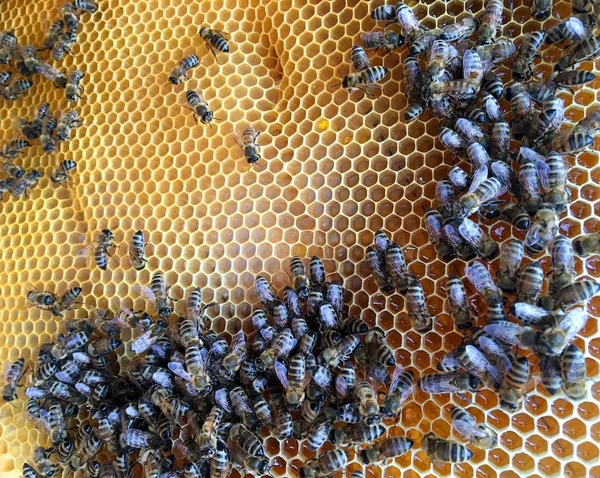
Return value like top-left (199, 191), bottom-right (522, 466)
top-left (0, 1), bottom-right (95, 201)
top-left (0, 0), bottom-right (93, 103)
top-left (0, 104), bottom-right (80, 199)
top-left (6, 255), bottom-right (507, 478)
top-left (168, 28), bottom-right (265, 169)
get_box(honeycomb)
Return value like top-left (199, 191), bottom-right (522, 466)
top-left (0, 0), bottom-right (599, 476)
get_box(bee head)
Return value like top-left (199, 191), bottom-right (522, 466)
top-left (168, 76), bottom-right (179, 85)
top-left (500, 399), bottom-right (519, 412)
top-left (201, 111), bottom-right (214, 124)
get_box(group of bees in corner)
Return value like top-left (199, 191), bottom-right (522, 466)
top-left (8, 255), bottom-right (492, 478)
top-left (0, 0), bottom-right (94, 103)
top-left (168, 27), bottom-right (265, 169)
top-left (0, 0), bottom-right (97, 201)
top-left (0, 104), bottom-right (80, 200)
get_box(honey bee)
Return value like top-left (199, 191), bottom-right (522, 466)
top-left (455, 118), bottom-right (485, 143)
top-left (7, 169), bottom-right (42, 198)
top-left (131, 319), bottom-right (168, 354)
top-left (0, 139), bottom-right (30, 159)
top-left (360, 436), bottom-right (414, 464)
top-left (423, 433), bottom-right (475, 463)
top-left (381, 367), bottom-right (415, 419)
top-left (518, 162), bottom-right (542, 215)
top-left (485, 319), bottom-right (539, 349)
top-left (199, 26), bottom-right (230, 61)
top-left (499, 357), bottom-right (530, 412)
top-left (38, 20), bottom-right (64, 52)
top-left (56, 110), bottom-right (82, 141)
top-left (309, 255), bottom-right (326, 286)
top-left (532, 97), bottom-right (565, 142)
top-left (478, 0), bottom-right (503, 44)
top-left (544, 279), bottom-right (600, 311)
top-left (406, 278), bottom-right (433, 332)
top-left (525, 204), bottom-right (559, 255)
top-left (121, 429), bottom-right (167, 450)
top-left (168, 54), bottom-right (199, 84)
top-left (361, 30), bottom-right (403, 52)
top-left (72, 0), bottom-right (98, 13)
top-left (235, 126), bottom-right (262, 168)
top-left (419, 372), bottom-right (481, 394)
top-left (561, 343), bottom-right (587, 400)
top-left (537, 308), bottom-right (587, 356)
top-left (299, 449), bottom-right (348, 478)
top-left (482, 70), bottom-right (503, 98)
top-left (556, 35), bottom-right (600, 71)
top-left (1, 161), bottom-right (22, 181)
top-left (124, 229), bottom-right (148, 271)
top-left (548, 235), bottom-right (575, 294)
top-left (26, 285), bottom-right (57, 309)
top-left (426, 40), bottom-right (453, 82)
top-left (50, 159), bottom-right (77, 185)
top-left (77, 228), bottom-right (116, 270)
top-left (516, 261), bottom-right (544, 304)
top-left (222, 330), bottom-right (248, 372)
top-left (512, 31), bottom-right (546, 80)
top-left (438, 127), bottom-right (467, 155)
top-left (425, 209), bottom-right (455, 261)
top-left (574, 232), bottom-right (600, 257)
top-left (256, 327), bottom-right (297, 371)
top-left (65, 69), bottom-right (84, 102)
top-left (396, 3), bottom-right (424, 43)
top-left (436, 180), bottom-right (455, 218)
top-left (52, 30), bottom-right (77, 61)
top-left (448, 165), bottom-right (470, 192)
top-left (0, 31), bottom-right (16, 64)
top-left (440, 16), bottom-right (478, 42)
top-left (370, 3), bottom-right (398, 21)
top-left (385, 242), bottom-right (412, 293)
top-left (450, 406), bottom-right (498, 449)
top-left (447, 274), bottom-right (472, 330)
top-left (403, 55), bottom-right (426, 121)
top-left (186, 89), bottom-right (219, 126)
top-left (467, 260), bottom-right (503, 305)
top-left (546, 16), bottom-right (591, 45)
top-left (458, 217), bottom-right (499, 260)
top-left (338, 45), bottom-right (388, 95)
top-left (530, 0), bottom-right (552, 19)
top-left (540, 354), bottom-right (562, 396)
top-left (2, 358), bottom-right (26, 402)
top-left (497, 240), bottom-right (524, 293)
top-left (209, 440), bottom-right (232, 478)
top-left (39, 116), bottom-right (57, 154)
top-left (320, 334), bottom-right (360, 368)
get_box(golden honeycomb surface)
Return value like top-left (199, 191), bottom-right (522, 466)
top-left (0, 0), bottom-right (599, 477)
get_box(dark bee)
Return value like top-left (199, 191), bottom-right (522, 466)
top-left (65, 70), bottom-right (85, 102)
top-left (50, 159), bottom-right (77, 185)
top-left (168, 54), bottom-right (199, 84)
top-left (185, 89), bottom-right (218, 126)
top-left (199, 26), bottom-right (230, 60)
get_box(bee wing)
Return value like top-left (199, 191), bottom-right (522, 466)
top-left (467, 166), bottom-right (488, 194)
top-left (274, 361), bottom-right (289, 390)
top-left (513, 302), bottom-right (550, 325)
top-left (387, 365), bottom-right (404, 395)
top-left (466, 261), bottom-right (496, 295)
top-left (424, 210), bottom-right (446, 243)
top-left (335, 374), bottom-right (350, 397)
top-left (448, 277), bottom-right (468, 307)
top-left (552, 236), bottom-right (574, 271)
top-left (461, 345), bottom-right (493, 376)
top-left (452, 418), bottom-right (478, 439)
top-left (313, 365), bottom-right (332, 388)
top-left (76, 242), bottom-right (94, 257)
top-left (360, 31), bottom-right (384, 43)
top-left (351, 45), bottom-right (370, 72)
top-left (480, 178), bottom-right (507, 203)
top-left (168, 362), bottom-right (192, 382)
top-left (484, 321), bottom-right (526, 346)
top-left (152, 370), bottom-right (174, 388)
top-left (37, 409), bottom-right (52, 433)
top-left (131, 329), bottom-right (155, 354)
top-left (231, 330), bottom-right (246, 354)
top-left (535, 159), bottom-right (551, 192)
top-left (444, 223), bottom-right (463, 248)
top-left (458, 218), bottom-right (487, 254)
top-left (463, 49), bottom-right (482, 82)
top-left (491, 161), bottom-right (514, 188)
top-left (132, 284), bottom-right (156, 303)
top-left (214, 388), bottom-right (232, 413)
top-left (556, 308), bottom-right (587, 343)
